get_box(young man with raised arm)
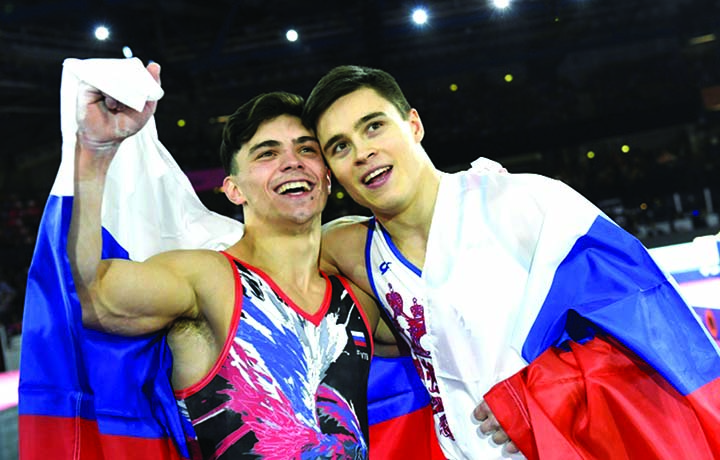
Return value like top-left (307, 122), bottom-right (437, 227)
top-left (67, 62), bottom-right (394, 459)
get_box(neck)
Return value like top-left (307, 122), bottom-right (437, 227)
top-left (227, 219), bottom-right (322, 288)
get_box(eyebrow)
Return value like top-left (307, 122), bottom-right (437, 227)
top-left (322, 111), bottom-right (385, 153)
top-left (296, 135), bottom-right (320, 146)
top-left (248, 136), bottom-right (319, 155)
top-left (248, 139), bottom-right (280, 155)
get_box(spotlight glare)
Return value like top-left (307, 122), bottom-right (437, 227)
top-left (122, 46), bottom-right (133, 58)
top-left (492, 0), bottom-right (511, 9)
top-left (412, 8), bottom-right (428, 25)
top-left (94, 26), bottom-right (109, 41)
top-left (286, 29), bottom-right (299, 42)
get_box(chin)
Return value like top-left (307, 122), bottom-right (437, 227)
top-left (290, 209), bottom-right (323, 225)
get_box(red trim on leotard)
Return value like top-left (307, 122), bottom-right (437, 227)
top-left (220, 252), bottom-right (332, 327)
top-left (336, 275), bottom-right (375, 358)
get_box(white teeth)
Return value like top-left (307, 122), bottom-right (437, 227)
top-left (364, 166), bottom-right (391, 184)
top-left (277, 181), bottom-right (311, 194)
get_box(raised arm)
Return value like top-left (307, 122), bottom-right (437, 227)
top-left (67, 63), bottom-right (200, 336)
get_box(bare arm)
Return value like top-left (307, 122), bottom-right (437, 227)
top-left (67, 63), bottom-right (199, 336)
top-left (322, 217), bottom-right (401, 356)
top-left (320, 216), bottom-right (372, 290)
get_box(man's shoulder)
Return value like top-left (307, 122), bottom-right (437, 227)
top-left (451, 168), bottom-right (565, 196)
top-left (322, 215), bottom-right (372, 238)
top-left (320, 216), bottom-right (370, 278)
top-left (145, 247), bottom-right (231, 273)
top-left (148, 247), bottom-right (224, 260)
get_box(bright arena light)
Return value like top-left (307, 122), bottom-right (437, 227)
top-left (286, 29), bottom-right (299, 42)
top-left (122, 46), bottom-right (133, 58)
top-left (412, 8), bottom-right (428, 25)
top-left (492, 0), bottom-right (511, 9)
top-left (94, 26), bottom-right (109, 41)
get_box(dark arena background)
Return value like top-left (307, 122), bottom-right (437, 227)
top-left (1, 1), bottom-right (720, 458)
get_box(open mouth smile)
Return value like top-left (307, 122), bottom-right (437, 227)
top-left (362, 166), bottom-right (392, 185)
top-left (275, 180), bottom-right (313, 195)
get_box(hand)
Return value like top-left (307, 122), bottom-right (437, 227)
top-left (474, 400), bottom-right (520, 454)
top-left (76, 62), bottom-right (161, 154)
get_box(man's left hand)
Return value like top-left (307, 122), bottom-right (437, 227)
top-left (474, 400), bottom-right (520, 454)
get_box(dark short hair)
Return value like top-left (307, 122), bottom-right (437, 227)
top-left (220, 91), bottom-right (305, 174)
top-left (302, 65), bottom-right (412, 132)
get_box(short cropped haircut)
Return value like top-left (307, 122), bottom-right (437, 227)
top-left (302, 65), bottom-right (412, 131)
top-left (220, 91), bottom-right (305, 175)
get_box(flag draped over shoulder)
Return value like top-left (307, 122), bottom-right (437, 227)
top-left (483, 226), bottom-right (720, 459)
top-left (487, 213), bottom-right (720, 460)
top-left (423, 168), bottom-right (720, 459)
top-left (18, 58), bottom-right (439, 460)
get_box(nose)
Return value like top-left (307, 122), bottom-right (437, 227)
top-left (354, 142), bottom-right (376, 165)
top-left (280, 149), bottom-right (305, 171)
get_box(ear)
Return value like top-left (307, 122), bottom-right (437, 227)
top-left (408, 108), bottom-right (425, 143)
top-left (223, 176), bottom-right (247, 206)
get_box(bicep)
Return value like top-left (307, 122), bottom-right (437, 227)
top-left (85, 253), bottom-right (198, 336)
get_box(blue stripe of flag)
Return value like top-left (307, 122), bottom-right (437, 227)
top-left (367, 356), bottom-right (430, 425)
top-left (19, 195), bottom-right (190, 451)
top-left (523, 216), bottom-right (720, 396)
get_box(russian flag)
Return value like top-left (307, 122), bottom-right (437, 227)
top-left (439, 175), bottom-right (720, 459)
top-left (367, 356), bottom-right (446, 459)
top-left (19, 58), bottom-right (243, 460)
top-left (19, 58), bottom-right (442, 460)
top-left (352, 330), bottom-right (368, 348)
top-left (650, 236), bottom-right (720, 349)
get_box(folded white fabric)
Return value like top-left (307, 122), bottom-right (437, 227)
top-left (470, 156), bottom-right (507, 174)
top-left (54, 57), bottom-right (244, 261)
top-left (64, 57), bottom-right (165, 111)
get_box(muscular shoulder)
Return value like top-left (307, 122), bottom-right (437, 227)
top-left (322, 215), bottom-right (372, 235)
top-left (146, 249), bottom-right (235, 316)
top-left (145, 248), bottom-right (229, 279)
top-left (320, 216), bottom-right (371, 274)
top-left (161, 249), bottom-right (236, 387)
